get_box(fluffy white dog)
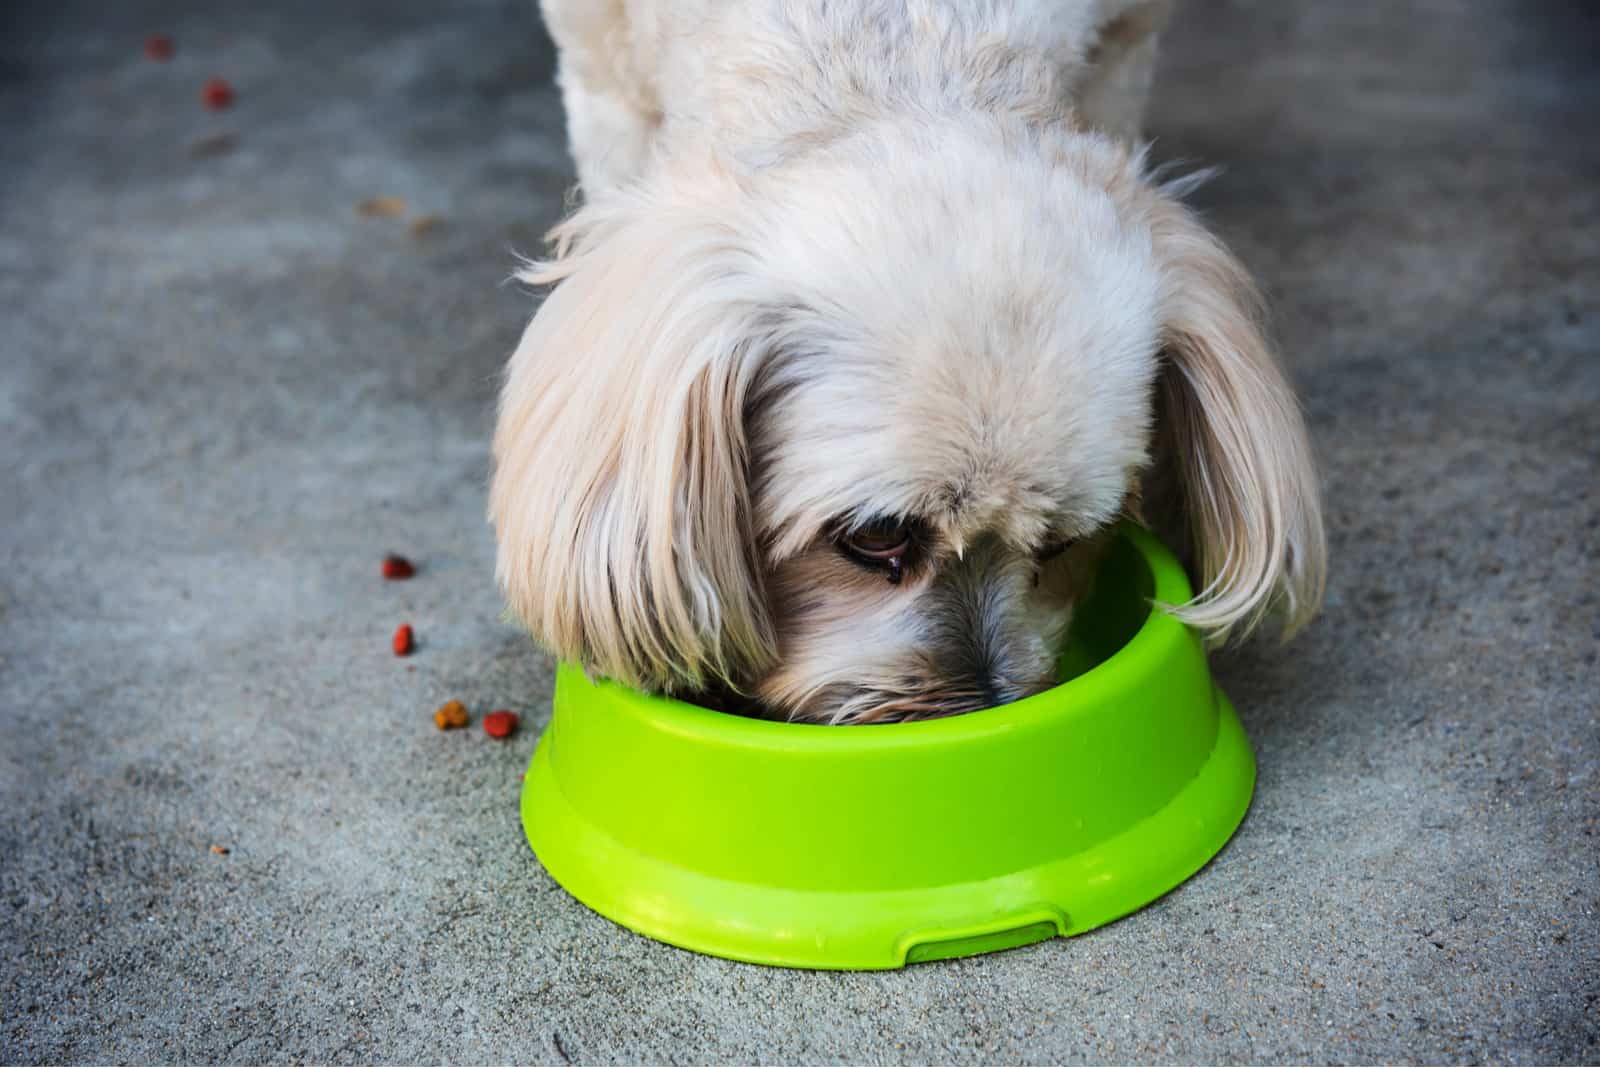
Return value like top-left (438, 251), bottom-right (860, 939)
top-left (490, 0), bottom-right (1326, 724)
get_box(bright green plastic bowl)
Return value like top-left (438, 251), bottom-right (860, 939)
top-left (520, 525), bottom-right (1253, 970)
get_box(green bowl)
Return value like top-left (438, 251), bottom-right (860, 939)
top-left (520, 525), bottom-right (1253, 970)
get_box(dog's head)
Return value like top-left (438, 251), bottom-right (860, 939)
top-left (490, 123), bottom-right (1324, 723)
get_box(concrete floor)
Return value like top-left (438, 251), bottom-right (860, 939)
top-left (3, 0), bottom-right (1597, 1062)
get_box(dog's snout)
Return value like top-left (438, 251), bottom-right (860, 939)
top-left (785, 657), bottom-right (1060, 724)
top-left (923, 538), bottom-right (1064, 706)
top-left (976, 673), bottom-right (1003, 709)
top-left (954, 669), bottom-right (1057, 717)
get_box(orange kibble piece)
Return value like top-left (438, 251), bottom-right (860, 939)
top-left (433, 699), bottom-right (468, 731)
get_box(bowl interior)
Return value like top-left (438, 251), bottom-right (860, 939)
top-left (1052, 530), bottom-right (1157, 686)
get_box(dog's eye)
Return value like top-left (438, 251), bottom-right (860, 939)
top-left (838, 518), bottom-right (914, 584)
top-left (843, 519), bottom-right (911, 560)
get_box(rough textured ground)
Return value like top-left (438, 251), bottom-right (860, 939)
top-left (2, 0), bottom-right (1597, 1063)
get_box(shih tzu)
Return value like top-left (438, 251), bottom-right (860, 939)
top-left (490, 0), bottom-right (1326, 724)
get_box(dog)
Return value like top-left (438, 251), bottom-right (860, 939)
top-left (490, 0), bottom-right (1326, 724)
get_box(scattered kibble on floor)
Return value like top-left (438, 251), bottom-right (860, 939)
top-left (433, 699), bottom-right (469, 731)
top-left (201, 77), bottom-right (234, 110)
top-left (483, 710), bottom-right (519, 739)
top-left (380, 554), bottom-right (415, 580)
top-left (359, 196), bottom-right (407, 218)
top-left (392, 623), bottom-right (414, 657)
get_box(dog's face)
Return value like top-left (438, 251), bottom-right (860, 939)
top-left (753, 523), bottom-right (1111, 724)
top-left (740, 143), bottom-right (1162, 721)
top-left (491, 123), bottom-right (1325, 723)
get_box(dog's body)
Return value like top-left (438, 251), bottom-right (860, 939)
top-left (492, 0), bottom-right (1325, 723)
top-left (540, 0), bottom-right (1169, 196)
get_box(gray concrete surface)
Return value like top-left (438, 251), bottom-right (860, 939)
top-left (2, 0), bottom-right (1597, 1062)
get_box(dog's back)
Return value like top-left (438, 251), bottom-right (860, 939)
top-left (543, 0), bottom-right (1173, 195)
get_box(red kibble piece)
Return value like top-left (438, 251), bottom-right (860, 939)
top-left (392, 623), bottom-right (414, 657)
top-left (483, 710), bottom-right (518, 739)
top-left (201, 77), bottom-right (234, 110)
top-left (380, 554), bottom-right (415, 580)
top-left (144, 35), bottom-right (174, 62)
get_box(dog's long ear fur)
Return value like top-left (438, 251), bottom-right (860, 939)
top-left (490, 180), bottom-right (779, 693)
top-left (1144, 193), bottom-right (1327, 643)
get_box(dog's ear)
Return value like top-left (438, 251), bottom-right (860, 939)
top-left (1144, 195), bottom-right (1327, 643)
top-left (490, 180), bottom-right (779, 693)
top-left (1074, 0), bottom-right (1174, 143)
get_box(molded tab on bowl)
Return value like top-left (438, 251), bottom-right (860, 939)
top-left (903, 913), bottom-right (1065, 964)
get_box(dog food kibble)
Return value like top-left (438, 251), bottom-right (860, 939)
top-left (359, 196), bottom-right (408, 218)
top-left (209, 844), bottom-right (229, 855)
top-left (433, 699), bottom-right (469, 731)
top-left (380, 554), bottom-right (415, 580)
top-left (392, 623), bottom-right (414, 657)
top-left (201, 77), bottom-right (234, 110)
top-left (483, 710), bottom-right (519, 739)
top-left (144, 35), bottom-right (174, 61)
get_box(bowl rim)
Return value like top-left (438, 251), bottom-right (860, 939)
top-left (559, 523), bottom-right (1192, 746)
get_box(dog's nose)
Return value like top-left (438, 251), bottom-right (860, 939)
top-left (973, 669), bottom-right (1055, 710)
top-left (976, 675), bottom-right (1003, 708)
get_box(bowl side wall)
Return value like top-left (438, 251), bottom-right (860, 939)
top-left (543, 527), bottom-right (1221, 891)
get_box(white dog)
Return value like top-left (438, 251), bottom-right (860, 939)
top-left (490, 0), bottom-right (1325, 724)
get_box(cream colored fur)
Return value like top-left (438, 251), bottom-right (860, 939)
top-left (491, 0), bottom-right (1326, 723)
